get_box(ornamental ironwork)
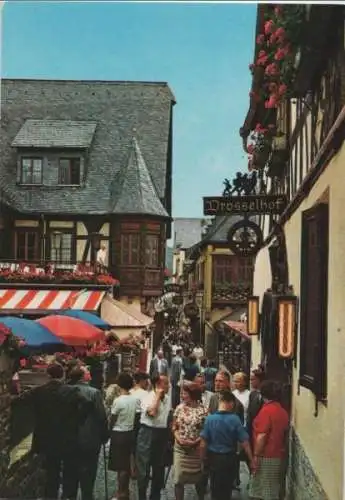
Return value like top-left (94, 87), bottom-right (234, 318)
top-left (227, 219), bottom-right (263, 257)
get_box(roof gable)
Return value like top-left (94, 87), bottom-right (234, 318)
top-left (0, 79), bottom-right (175, 215)
top-left (111, 137), bottom-right (168, 217)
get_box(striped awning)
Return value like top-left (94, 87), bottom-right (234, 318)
top-left (0, 289), bottom-right (105, 312)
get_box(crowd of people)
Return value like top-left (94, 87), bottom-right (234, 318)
top-left (30, 346), bottom-right (289, 500)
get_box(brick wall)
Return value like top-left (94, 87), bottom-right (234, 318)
top-left (0, 355), bottom-right (45, 498)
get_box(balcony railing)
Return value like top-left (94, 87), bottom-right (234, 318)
top-left (0, 259), bottom-right (118, 287)
top-left (212, 282), bottom-right (252, 304)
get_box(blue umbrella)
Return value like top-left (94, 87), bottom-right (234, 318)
top-left (0, 316), bottom-right (63, 347)
top-left (57, 310), bottom-right (110, 329)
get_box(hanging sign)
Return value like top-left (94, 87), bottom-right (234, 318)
top-left (203, 195), bottom-right (288, 216)
top-left (163, 283), bottom-right (182, 294)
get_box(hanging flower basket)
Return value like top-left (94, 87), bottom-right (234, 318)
top-left (267, 149), bottom-right (289, 178)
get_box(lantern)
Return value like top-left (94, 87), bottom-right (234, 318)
top-left (278, 296), bottom-right (297, 359)
top-left (247, 296), bottom-right (259, 335)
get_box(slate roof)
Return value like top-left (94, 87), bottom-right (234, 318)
top-left (202, 215), bottom-right (244, 244)
top-left (173, 218), bottom-right (210, 249)
top-left (12, 120), bottom-right (97, 149)
top-left (111, 137), bottom-right (168, 217)
top-left (0, 79), bottom-right (175, 214)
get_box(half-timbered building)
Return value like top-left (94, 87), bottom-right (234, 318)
top-left (183, 215), bottom-right (253, 367)
top-left (240, 5), bottom-right (345, 499)
top-left (0, 78), bottom-right (175, 318)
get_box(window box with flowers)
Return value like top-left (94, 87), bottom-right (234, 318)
top-left (0, 264), bottom-right (120, 287)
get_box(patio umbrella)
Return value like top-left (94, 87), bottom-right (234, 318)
top-left (57, 310), bottom-right (111, 330)
top-left (0, 316), bottom-right (63, 348)
top-left (36, 315), bottom-right (105, 346)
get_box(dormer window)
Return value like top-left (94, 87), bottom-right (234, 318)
top-left (58, 157), bottom-right (81, 185)
top-left (20, 157), bottom-right (43, 185)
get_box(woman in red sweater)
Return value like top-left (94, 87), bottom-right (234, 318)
top-left (249, 380), bottom-right (289, 500)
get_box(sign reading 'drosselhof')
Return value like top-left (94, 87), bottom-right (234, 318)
top-left (203, 195), bottom-right (288, 216)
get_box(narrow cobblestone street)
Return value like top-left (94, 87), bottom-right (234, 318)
top-left (94, 450), bottom-right (250, 500)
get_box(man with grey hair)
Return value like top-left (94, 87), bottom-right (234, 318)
top-left (149, 348), bottom-right (169, 378)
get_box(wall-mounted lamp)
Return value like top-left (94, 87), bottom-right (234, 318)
top-left (247, 296), bottom-right (260, 335)
top-left (278, 296), bottom-right (297, 359)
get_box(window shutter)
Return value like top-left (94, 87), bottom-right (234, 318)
top-left (299, 203), bottom-right (328, 400)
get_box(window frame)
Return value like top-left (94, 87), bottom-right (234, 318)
top-left (299, 203), bottom-right (329, 402)
top-left (20, 157), bottom-right (43, 185)
top-left (48, 229), bottom-right (76, 264)
top-left (120, 233), bottom-right (140, 266)
top-left (145, 234), bottom-right (160, 267)
top-left (58, 157), bottom-right (81, 186)
top-left (14, 228), bottom-right (40, 261)
top-left (212, 255), bottom-right (235, 284)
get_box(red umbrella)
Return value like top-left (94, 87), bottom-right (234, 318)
top-left (36, 315), bottom-right (105, 346)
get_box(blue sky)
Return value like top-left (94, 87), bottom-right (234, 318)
top-left (1, 1), bottom-right (256, 218)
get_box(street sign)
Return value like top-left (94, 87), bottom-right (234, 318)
top-left (203, 195), bottom-right (288, 216)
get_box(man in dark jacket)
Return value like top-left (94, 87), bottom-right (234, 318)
top-left (65, 365), bottom-right (109, 500)
top-left (31, 362), bottom-right (90, 499)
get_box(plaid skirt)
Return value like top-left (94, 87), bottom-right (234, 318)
top-left (249, 457), bottom-right (283, 500)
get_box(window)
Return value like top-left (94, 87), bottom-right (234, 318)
top-left (15, 230), bottom-right (39, 260)
top-left (213, 255), bottom-right (234, 283)
top-left (50, 232), bottom-right (74, 263)
top-left (120, 234), bottom-right (140, 265)
top-left (145, 235), bottom-right (159, 266)
top-left (58, 158), bottom-right (81, 185)
top-left (299, 203), bottom-right (328, 401)
top-left (20, 158), bottom-right (43, 184)
top-left (238, 257), bottom-right (253, 282)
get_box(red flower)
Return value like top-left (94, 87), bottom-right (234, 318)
top-left (275, 27), bottom-right (286, 40)
top-left (278, 84), bottom-right (287, 96)
top-left (20, 358), bottom-right (27, 368)
top-left (256, 34), bottom-right (265, 45)
top-left (257, 50), bottom-right (269, 66)
top-left (247, 143), bottom-right (255, 155)
top-left (274, 47), bottom-right (288, 61)
top-left (265, 63), bottom-right (279, 76)
top-left (265, 95), bottom-right (280, 109)
top-left (264, 20), bottom-right (274, 35)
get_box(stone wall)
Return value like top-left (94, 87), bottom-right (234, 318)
top-left (0, 355), bottom-right (45, 498)
top-left (286, 427), bottom-right (329, 500)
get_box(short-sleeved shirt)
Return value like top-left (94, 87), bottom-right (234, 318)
top-left (201, 411), bottom-right (249, 454)
top-left (130, 388), bottom-right (148, 413)
top-left (252, 401), bottom-right (289, 458)
top-left (111, 394), bottom-right (137, 431)
top-left (174, 402), bottom-right (208, 441)
top-left (140, 391), bottom-right (171, 428)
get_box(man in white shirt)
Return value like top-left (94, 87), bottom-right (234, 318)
top-left (149, 349), bottom-right (168, 378)
top-left (192, 344), bottom-right (204, 366)
top-left (96, 244), bottom-right (107, 268)
top-left (136, 374), bottom-right (171, 500)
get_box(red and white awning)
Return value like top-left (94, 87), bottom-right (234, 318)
top-left (0, 289), bottom-right (105, 311)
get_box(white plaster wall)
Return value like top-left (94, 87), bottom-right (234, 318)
top-left (252, 145), bottom-right (345, 500)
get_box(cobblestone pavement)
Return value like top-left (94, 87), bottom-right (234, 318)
top-left (94, 449), bottom-right (250, 500)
